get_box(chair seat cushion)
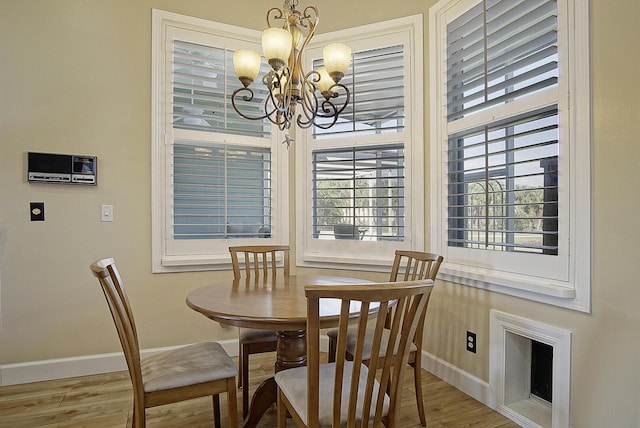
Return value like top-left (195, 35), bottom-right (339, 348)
top-left (141, 342), bottom-right (237, 393)
top-left (275, 361), bottom-right (389, 426)
top-left (239, 328), bottom-right (278, 344)
top-left (327, 327), bottom-right (417, 359)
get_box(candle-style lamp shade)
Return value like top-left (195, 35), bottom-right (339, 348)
top-left (232, 49), bottom-right (262, 87)
top-left (315, 66), bottom-right (334, 98)
top-left (262, 28), bottom-right (293, 70)
top-left (323, 43), bottom-right (352, 83)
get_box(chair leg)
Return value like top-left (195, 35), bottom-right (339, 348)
top-left (132, 403), bottom-right (146, 428)
top-left (242, 344), bottom-right (250, 419)
top-left (277, 389), bottom-right (288, 428)
top-left (238, 342), bottom-right (243, 388)
top-left (412, 354), bottom-right (426, 426)
top-left (212, 394), bottom-right (221, 428)
top-left (328, 336), bottom-right (337, 363)
top-left (226, 377), bottom-right (239, 428)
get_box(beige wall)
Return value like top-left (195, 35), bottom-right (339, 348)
top-left (1, 0), bottom-right (638, 426)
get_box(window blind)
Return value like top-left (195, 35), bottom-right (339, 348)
top-left (313, 45), bottom-right (405, 138)
top-left (447, 107), bottom-right (558, 254)
top-left (312, 144), bottom-right (405, 241)
top-left (172, 40), bottom-right (272, 138)
top-left (172, 141), bottom-right (272, 240)
top-left (446, 0), bottom-right (558, 122)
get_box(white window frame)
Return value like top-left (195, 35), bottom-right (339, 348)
top-left (429, 0), bottom-right (591, 311)
top-left (296, 15), bottom-right (424, 271)
top-left (151, 10), bottom-right (289, 273)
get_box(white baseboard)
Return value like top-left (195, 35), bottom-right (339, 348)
top-left (1, 337), bottom-right (487, 410)
top-left (0, 339), bottom-right (239, 387)
top-left (420, 350), bottom-right (491, 408)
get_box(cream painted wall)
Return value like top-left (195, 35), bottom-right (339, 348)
top-left (422, 2), bottom-right (640, 427)
top-left (1, 0), bottom-right (639, 426)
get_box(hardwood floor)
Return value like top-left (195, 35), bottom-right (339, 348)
top-left (0, 352), bottom-right (519, 427)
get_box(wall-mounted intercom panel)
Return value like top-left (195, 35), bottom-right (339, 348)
top-left (27, 152), bottom-right (97, 185)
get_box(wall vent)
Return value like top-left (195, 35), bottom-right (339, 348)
top-left (489, 310), bottom-right (571, 428)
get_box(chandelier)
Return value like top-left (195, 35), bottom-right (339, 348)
top-left (231, 0), bottom-right (352, 135)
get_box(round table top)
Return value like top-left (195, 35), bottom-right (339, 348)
top-left (186, 275), bottom-right (374, 331)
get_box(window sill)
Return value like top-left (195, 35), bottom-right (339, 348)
top-left (298, 254), bottom-right (393, 274)
top-left (439, 262), bottom-right (577, 302)
top-left (153, 254), bottom-right (231, 273)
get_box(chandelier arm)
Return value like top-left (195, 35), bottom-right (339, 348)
top-left (300, 5), bottom-right (319, 30)
top-left (269, 69), bottom-right (289, 114)
top-left (262, 93), bottom-right (290, 130)
top-left (295, 109), bottom-right (315, 129)
top-left (270, 71), bottom-right (294, 129)
top-left (264, 99), bottom-right (289, 129)
top-left (292, 11), bottom-right (318, 81)
top-left (296, 115), bottom-right (315, 129)
top-left (296, 78), bottom-right (319, 127)
top-left (310, 101), bottom-right (340, 129)
top-left (265, 110), bottom-right (287, 129)
top-left (266, 6), bottom-right (285, 28)
top-left (281, 68), bottom-right (296, 119)
top-left (310, 84), bottom-right (351, 129)
top-left (317, 83), bottom-right (350, 117)
top-left (296, 82), bottom-right (317, 129)
top-left (263, 69), bottom-right (293, 125)
top-left (231, 87), bottom-right (271, 121)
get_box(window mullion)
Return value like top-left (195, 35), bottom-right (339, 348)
top-left (483, 126), bottom-right (489, 248)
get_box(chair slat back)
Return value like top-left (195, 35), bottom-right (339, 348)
top-left (305, 279), bottom-right (434, 427)
top-left (89, 258), bottom-right (144, 410)
top-left (389, 250), bottom-right (443, 282)
top-left (388, 250), bottom-right (443, 343)
top-left (229, 245), bottom-right (290, 279)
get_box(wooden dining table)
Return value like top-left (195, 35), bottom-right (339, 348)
top-left (186, 275), bottom-right (374, 428)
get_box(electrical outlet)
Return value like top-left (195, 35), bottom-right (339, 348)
top-left (30, 202), bottom-right (45, 221)
top-left (466, 331), bottom-right (477, 353)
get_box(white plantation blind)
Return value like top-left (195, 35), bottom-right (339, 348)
top-left (312, 144), bottom-right (405, 241)
top-left (297, 15), bottom-right (424, 268)
top-left (430, 0), bottom-right (591, 308)
top-left (446, 0), bottom-right (558, 122)
top-left (447, 107), bottom-right (559, 254)
top-left (172, 141), bottom-right (272, 240)
top-left (445, 0), bottom-right (560, 255)
top-left (313, 45), bottom-right (405, 138)
top-left (152, 10), bottom-right (292, 272)
top-left (172, 40), bottom-right (271, 138)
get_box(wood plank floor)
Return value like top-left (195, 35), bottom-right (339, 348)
top-left (0, 352), bottom-right (520, 427)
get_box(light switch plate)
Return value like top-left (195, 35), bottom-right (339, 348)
top-left (101, 204), bottom-right (113, 222)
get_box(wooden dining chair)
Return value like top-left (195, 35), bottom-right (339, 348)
top-left (228, 245), bottom-right (290, 418)
top-left (326, 250), bottom-right (443, 426)
top-left (275, 279), bottom-right (434, 427)
top-left (90, 258), bottom-right (239, 428)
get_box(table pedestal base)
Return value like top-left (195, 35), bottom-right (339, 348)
top-left (242, 330), bottom-right (306, 428)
